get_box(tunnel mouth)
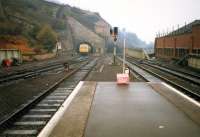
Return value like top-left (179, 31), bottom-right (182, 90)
top-left (77, 42), bottom-right (93, 55)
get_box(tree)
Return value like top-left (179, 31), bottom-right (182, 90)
top-left (53, 19), bottom-right (67, 30)
top-left (36, 24), bottom-right (57, 52)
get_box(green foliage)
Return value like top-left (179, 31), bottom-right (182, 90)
top-left (36, 25), bottom-right (57, 52)
top-left (52, 19), bottom-right (67, 30)
top-left (0, 21), bottom-right (24, 35)
top-left (0, 0), bottom-right (63, 51)
top-left (29, 25), bottom-right (40, 38)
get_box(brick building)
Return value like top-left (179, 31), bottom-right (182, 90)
top-left (155, 20), bottom-right (200, 59)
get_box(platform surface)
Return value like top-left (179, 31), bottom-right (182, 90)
top-left (84, 82), bottom-right (200, 137)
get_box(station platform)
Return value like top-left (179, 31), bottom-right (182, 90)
top-left (39, 81), bottom-right (200, 137)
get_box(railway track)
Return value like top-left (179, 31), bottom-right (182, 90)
top-left (0, 58), bottom-right (98, 137)
top-left (126, 56), bottom-right (200, 84)
top-left (0, 57), bottom-right (87, 85)
top-left (120, 57), bottom-right (200, 100)
top-left (146, 60), bottom-right (200, 79)
top-left (142, 62), bottom-right (200, 85)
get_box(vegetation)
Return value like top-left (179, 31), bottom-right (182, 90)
top-left (0, 0), bottom-right (65, 53)
top-left (36, 25), bottom-right (57, 52)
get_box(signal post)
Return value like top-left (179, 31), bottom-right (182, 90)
top-left (110, 27), bottom-right (118, 65)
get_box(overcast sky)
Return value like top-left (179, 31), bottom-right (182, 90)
top-left (48, 0), bottom-right (200, 43)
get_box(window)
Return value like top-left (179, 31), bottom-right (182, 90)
top-left (176, 48), bottom-right (189, 57)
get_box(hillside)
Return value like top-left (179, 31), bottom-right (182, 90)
top-left (0, 0), bottom-right (152, 55)
top-left (67, 17), bottom-right (105, 50)
top-left (0, 0), bottom-right (112, 54)
top-left (0, 0), bottom-right (72, 53)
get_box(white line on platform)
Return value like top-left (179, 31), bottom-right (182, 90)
top-left (4, 130), bottom-right (37, 135)
top-left (162, 82), bottom-right (200, 107)
top-left (38, 81), bottom-right (84, 137)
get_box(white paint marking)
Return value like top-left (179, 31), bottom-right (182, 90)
top-left (162, 82), bottom-right (200, 107)
top-left (158, 125), bottom-right (165, 129)
top-left (99, 65), bottom-right (104, 72)
top-left (38, 81), bottom-right (84, 137)
top-left (4, 130), bottom-right (37, 135)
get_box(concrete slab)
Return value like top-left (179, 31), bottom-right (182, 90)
top-left (85, 82), bottom-right (200, 137)
top-left (85, 55), bottom-right (130, 82)
top-left (150, 82), bottom-right (200, 125)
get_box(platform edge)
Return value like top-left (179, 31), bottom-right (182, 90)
top-left (150, 82), bottom-right (200, 126)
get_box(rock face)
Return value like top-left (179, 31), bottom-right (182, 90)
top-left (94, 20), bottom-right (110, 36)
top-left (67, 17), bottom-right (105, 54)
top-left (59, 21), bottom-right (74, 51)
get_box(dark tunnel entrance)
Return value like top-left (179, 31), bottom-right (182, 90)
top-left (77, 42), bottom-right (94, 55)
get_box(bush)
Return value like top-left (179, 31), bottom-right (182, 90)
top-left (36, 24), bottom-right (57, 52)
top-left (52, 19), bottom-right (67, 30)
